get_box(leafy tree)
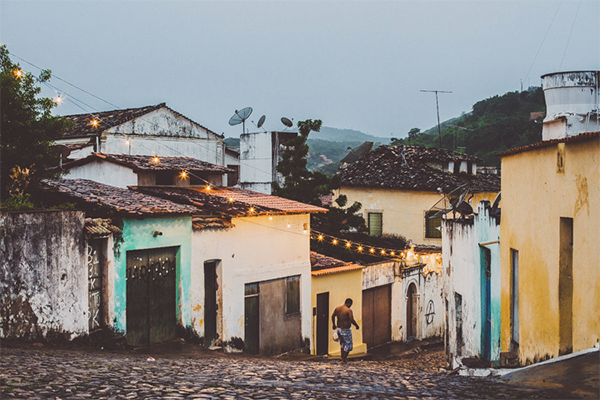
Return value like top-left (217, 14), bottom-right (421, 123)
top-left (0, 45), bottom-right (70, 201)
top-left (272, 119), bottom-right (333, 206)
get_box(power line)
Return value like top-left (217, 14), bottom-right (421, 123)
top-left (559, 0), bottom-right (582, 71)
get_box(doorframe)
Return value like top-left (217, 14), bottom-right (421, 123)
top-left (316, 292), bottom-right (330, 355)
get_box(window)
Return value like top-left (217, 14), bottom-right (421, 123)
top-left (368, 213), bottom-right (382, 236)
top-left (286, 276), bottom-right (300, 315)
top-left (425, 211), bottom-right (442, 239)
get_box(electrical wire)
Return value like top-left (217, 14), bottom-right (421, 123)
top-left (559, 0), bottom-right (582, 71)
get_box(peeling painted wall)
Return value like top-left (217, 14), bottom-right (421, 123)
top-left (102, 108), bottom-right (228, 167)
top-left (500, 138), bottom-right (599, 365)
top-left (442, 202), bottom-right (501, 364)
top-left (190, 214), bottom-right (312, 354)
top-left (0, 211), bottom-right (88, 340)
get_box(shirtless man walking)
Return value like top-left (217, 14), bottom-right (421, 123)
top-left (332, 298), bottom-right (360, 363)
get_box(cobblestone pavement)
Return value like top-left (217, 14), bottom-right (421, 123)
top-left (1, 347), bottom-right (576, 399)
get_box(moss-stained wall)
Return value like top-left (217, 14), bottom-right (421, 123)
top-left (500, 138), bottom-right (599, 365)
top-left (0, 211), bottom-right (88, 340)
top-left (110, 216), bottom-right (192, 335)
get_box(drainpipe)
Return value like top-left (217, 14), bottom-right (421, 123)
top-left (479, 240), bottom-right (499, 247)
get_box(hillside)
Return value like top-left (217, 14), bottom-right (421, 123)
top-left (394, 87), bottom-right (545, 166)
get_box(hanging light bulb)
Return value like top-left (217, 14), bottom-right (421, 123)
top-left (332, 239), bottom-right (338, 245)
top-left (345, 242), bottom-right (351, 248)
top-left (228, 197), bottom-right (234, 203)
top-left (54, 95), bottom-right (63, 105)
top-left (369, 248), bottom-right (375, 253)
top-left (180, 171), bottom-right (188, 179)
top-left (152, 156), bottom-right (160, 164)
top-left (358, 246), bottom-right (363, 252)
top-left (318, 235), bottom-right (324, 241)
top-left (13, 69), bottom-right (23, 79)
top-left (205, 184), bottom-right (212, 191)
top-left (91, 118), bottom-right (99, 127)
top-left (249, 207), bottom-right (255, 213)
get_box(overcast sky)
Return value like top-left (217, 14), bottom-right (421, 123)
top-left (2, 0), bottom-right (599, 138)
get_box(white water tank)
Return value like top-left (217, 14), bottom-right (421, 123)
top-left (541, 71), bottom-right (599, 140)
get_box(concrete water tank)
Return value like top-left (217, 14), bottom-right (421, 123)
top-left (541, 71), bottom-right (599, 139)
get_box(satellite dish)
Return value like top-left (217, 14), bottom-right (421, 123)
top-left (228, 107), bottom-right (253, 134)
top-left (281, 117), bottom-right (293, 129)
top-left (427, 184), bottom-right (473, 219)
top-left (257, 115), bottom-right (266, 129)
top-left (54, 144), bottom-right (71, 158)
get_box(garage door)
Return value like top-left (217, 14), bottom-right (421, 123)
top-left (362, 285), bottom-right (391, 349)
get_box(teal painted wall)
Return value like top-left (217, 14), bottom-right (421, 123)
top-left (113, 216), bottom-right (192, 334)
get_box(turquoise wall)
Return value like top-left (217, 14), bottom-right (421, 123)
top-left (113, 216), bottom-right (192, 334)
top-left (475, 203), bottom-right (501, 364)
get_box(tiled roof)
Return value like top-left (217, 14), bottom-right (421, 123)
top-left (85, 218), bottom-right (122, 237)
top-left (310, 252), bottom-right (363, 276)
top-left (63, 153), bottom-right (232, 174)
top-left (61, 103), bottom-right (221, 139)
top-left (133, 186), bottom-right (327, 217)
top-left (339, 141), bottom-right (374, 166)
top-left (40, 179), bottom-right (198, 216)
top-left (495, 131), bottom-right (600, 157)
top-left (340, 145), bottom-right (500, 193)
top-left (209, 187), bottom-right (328, 214)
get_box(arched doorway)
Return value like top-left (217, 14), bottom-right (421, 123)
top-left (406, 283), bottom-right (418, 339)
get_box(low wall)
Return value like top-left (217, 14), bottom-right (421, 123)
top-left (0, 210), bottom-right (88, 340)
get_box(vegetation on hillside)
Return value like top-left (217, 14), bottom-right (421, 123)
top-left (391, 87), bottom-right (545, 166)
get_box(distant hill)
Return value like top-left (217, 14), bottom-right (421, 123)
top-left (310, 126), bottom-right (388, 143)
top-left (394, 87), bottom-right (545, 166)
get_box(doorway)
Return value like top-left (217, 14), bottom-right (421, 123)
top-left (126, 247), bottom-right (177, 347)
top-left (244, 283), bottom-right (260, 354)
top-left (363, 285), bottom-right (392, 348)
top-left (481, 247), bottom-right (492, 360)
top-left (204, 261), bottom-right (218, 346)
top-left (406, 283), bottom-right (418, 339)
top-left (316, 292), bottom-right (330, 355)
top-left (559, 218), bottom-right (573, 356)
top-left (510, 249), bottom-right (520, 351)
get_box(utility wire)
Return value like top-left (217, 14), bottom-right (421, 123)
top-left (559, 0), bottom-right (582, 71)
top-left (523, 0), bottom-right (563, 84)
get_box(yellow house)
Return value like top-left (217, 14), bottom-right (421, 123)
top-left (337, 145), bottom-right (500, 246)
top-left (310, 252), bottom-right (367, 358)
top-left (497, 70), bottom-right (600, 366)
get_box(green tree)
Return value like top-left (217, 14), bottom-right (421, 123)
top-left (1, 45), bottom-right (70, 201)
top-left (272, 119), bottom-right (332, 205)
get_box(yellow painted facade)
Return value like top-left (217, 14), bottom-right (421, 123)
top-left (311, 269), bottom-right (367, 357)
top-left (337, 186), bottom-right (498, 246)
top-left (500, 137), bottom-right (600, 365)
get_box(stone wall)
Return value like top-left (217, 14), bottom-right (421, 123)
top-left (0, 210), bottom-right (88, 340)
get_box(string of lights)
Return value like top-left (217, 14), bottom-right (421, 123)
top-left (311, 230), bottom-right (414, 261)
top-left (10, 56), bottom-right (277, 179)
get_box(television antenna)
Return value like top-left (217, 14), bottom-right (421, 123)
top-left (420, 89), bottom-right (452, 148)
top-left (281, 117), bottom-right (293, 131)
top-left (228, 107), bottom-right (253, 134)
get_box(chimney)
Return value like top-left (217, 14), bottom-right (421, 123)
top-left (541, 71), bottom-right (599, 140)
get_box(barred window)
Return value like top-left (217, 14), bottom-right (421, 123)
top-left (425, 211), bottom-right (442, 239)
top-left (368, 212), bottom-right (383, 237)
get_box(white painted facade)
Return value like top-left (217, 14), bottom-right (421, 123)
top-left (189, 213), bottom-right (312, 353)
top-left (64, 160), bottom-right (138, 189)
top-left (442, 201), bottom-right (501, 364)
top-left (360, 257), bottom-right (443, 342)
top-left (239, 131), bottom-right (296, 194)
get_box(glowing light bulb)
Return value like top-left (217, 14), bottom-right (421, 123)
top-left (381, 250), bottom-right (386, 255)
top-left (358, 246), bottom-right (363, 252)
top-left (391, 251), bottom-right (395, 256)
top-left (13, 69), bottom-right (23, 79)
top-left (332, 239), bottom-right (338, 245)
top-left (287, 223), bottom-right (291, 228)
top-left (318, 235), bottom-right (324, 241)
top-left (205, 184), bottom-right (211, 191)
top-left (152, 156), bottom-right (160, 164)
top-left (369, 248), bottom-right (375, 253)
top-left (54, 95), bottom-right (63, 105)
top-left (345, 242), bottom-right (351, 248)
top-left (250, 207), bottom-right (255, 213)
top-left (180, 171), bottom-right (188, 178)
top-left (91, 118), bottom-right (99, 127)
top-left (269, 216), bottom-right (273, 220)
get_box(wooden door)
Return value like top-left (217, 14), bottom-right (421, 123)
top-left (244, 283), bottom-right (260, 354)
top-left (362, 285), bottom-right (391, 348)
top-left (407, 283), bottom-right (418, 338)
top-left (204, 261), bottom-right (217, 346)
top-left (316, 292), bottom-right (330, 355)
top-left (126, 247), bottom-right (177, 347)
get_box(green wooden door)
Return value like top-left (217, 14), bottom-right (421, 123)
top-left (126, 247), bottom-right (177, 347)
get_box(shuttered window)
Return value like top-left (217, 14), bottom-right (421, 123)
top-left (368, 213), bottom-right (383, 237)
top-left (425, 211), bottom-right (442, 238)
top-left (286, 276), bottom-right (300, 315)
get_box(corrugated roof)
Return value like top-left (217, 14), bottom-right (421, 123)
top-left (495, 131), bottom-right (600, 157)
top-left (61, 103), bottom-right (221, 139)
top-left (40, 179), bottom-right (198, 216)
top-left (340, 145), bottom-right (500, 193)
top-left (85, 218), bottom-right (122, 237)
top-left (62, 153), bottom-right (232, 174)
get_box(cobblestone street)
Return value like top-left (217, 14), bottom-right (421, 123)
top-left (1, 346), bottom-right (577, 399)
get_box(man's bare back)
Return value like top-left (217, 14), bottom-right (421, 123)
top-left (332, 300), bottom-right (359, 330)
